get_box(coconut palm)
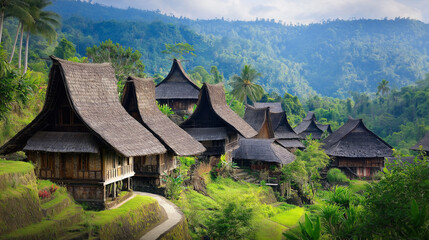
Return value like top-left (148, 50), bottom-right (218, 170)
top-left (377, 79), bottom-right (390, 96)
top-left (22, 0), bottom-right (60, 74)
top-left (0, 0), bottom-right (31, 44)
top-left (229, 64), bottom-right (264, 104)
top-left (8, 1), bottom-right (34, 64)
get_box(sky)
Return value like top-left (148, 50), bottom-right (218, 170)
top-left (88, 0), bottom-right (429, 24)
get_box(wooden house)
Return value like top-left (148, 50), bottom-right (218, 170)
top-left (410, 131), bottom-right (429, 155)
top-left (180, 83), bottom-right (257, 162)
top-left (122, 76), bottom-right (206, 189)
top-left (233, 105), bottom-right (295, 170)
top-left (321, 118), bottom-right (393, 178)
top-left (0, 57), bottom-right (166, 206)
top-left (294, 111), bottom-right (330, 140)
top-left (155, 59), bottom-right (200, 115)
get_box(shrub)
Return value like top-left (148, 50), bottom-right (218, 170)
top-left (38, 190), bottom-right (51, 199)
top-left (163, 171), bottom-right (184, 200)
top-left (326, 186), bottom-right (353, 209)
top-left (327, 168), bottom-right (350, 185)
top-left (50, 184), bottom-right (58, 194)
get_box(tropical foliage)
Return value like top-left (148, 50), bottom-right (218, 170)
top-left (229, 64), bottom-right (264, 104)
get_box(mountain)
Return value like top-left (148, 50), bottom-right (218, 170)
top-left (48, 0), bottom-right (429, 98)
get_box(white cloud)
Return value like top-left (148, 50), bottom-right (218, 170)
top-left (90, 0), bottom-right (429, 24)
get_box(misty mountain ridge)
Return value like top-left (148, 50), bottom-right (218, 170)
top-left (48, 0), bottom-right (429, 98)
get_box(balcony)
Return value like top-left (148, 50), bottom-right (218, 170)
top-left (134, 165), bottom-right (160, 175)
top-left (105, 164), bottom-right (134, 185)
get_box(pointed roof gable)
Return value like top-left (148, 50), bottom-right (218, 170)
top-left (410, 131), bottom-right (429, 152)
top-left (0, 57), bottom-right (166, 157)
top-left (181, 83), bottom-right (257, 138)
top-left (317, 124), bottom-right (333, 134)
top-left (294, 111), bottom-right (325, 139)
top-left (155, 59), bottom-right (200, 99)
top-left (122, 77), bottom-right (205, 156)
top-left (253, 102), bottom-right (283, 113)
top-left (322, 118), bottom-right (392, 158)
top-left (243, 105), bottom-right (274, 138)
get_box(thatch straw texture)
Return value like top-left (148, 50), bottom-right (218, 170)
top-left (123, 77), bottom-right (205, 156)
top-left (181, 83), bottom-right (257, 138)
top-left (253, 102), bottom-right (283, 113)
top-left (0, 57), bottom-right (166, 157)
top-left (155, 59), bottom-right (200, 99)
top-left (322, 118), bottom-right (392, 158)
top-left (243, 105), bottom-right (274, 138)
top-left (233, 138), bottom-right (295, 164)
top-left (23, 131), bottom-right (99, 153)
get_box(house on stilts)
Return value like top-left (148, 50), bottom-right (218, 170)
top-left (294, 111), bottom-right (331, 140)
top-left (410, 131), bottom-right (429, 156)
top-left (121, 76), bottom-right (206, 190)
top-left (233, 105), bottom-right (295, 171)
top-left (155, 59), bottom-right (200, 117)
top-left (180, 83), bottom-right (257, 163)
top-left (321, 117), bottom-right (393, 179)
top-left (0, 57), bottom-right (167, 207)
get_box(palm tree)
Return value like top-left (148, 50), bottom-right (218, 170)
top-left (22, 0), bottom-right (60, 74)
top-left (229, 64), bottom-right (264, 104)
top-left (8, 1), bottom-right (34, 64)
top-left (377, 79), bottom-right (390, 96)
top-left (0, 0), bottom-right (31, 44)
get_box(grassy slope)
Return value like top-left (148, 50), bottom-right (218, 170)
top-left (176, 177), bottom-right (305, 240)
top-left (0, 159), bottom-right (34, 176)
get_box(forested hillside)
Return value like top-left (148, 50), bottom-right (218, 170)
top-left (43, 0), bottom-right (429, 97)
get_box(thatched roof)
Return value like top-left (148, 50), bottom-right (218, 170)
top-left (294, 120), bottom-right (324, 139)
top-left (122, 77), bottom-right (205, 156)
top-left (253, 102), bottom-right (283, 113)
top-left (233, 138), bottom-right (295, 164)
top-left (322, 118), bottom-right (392, 158)
top-left (155, 59), bottom-right (200, 100)
top-left (0, 56), bottom-right (166, 157)
top-left (276, 139), bottom-right (306, 149)
top-left (23, 131), bottom-right (99, 153)
top-left (410, 131), bottom-right (429, 152)
top-left (243, 105), bottom-right (274, 138)
top-left (181, 83), bottom-right (257, 138)
top-left (184, 128), bottom-right (228, 141)
top-left (303, 111), bottom-right (317, 121)
top-left (317, 124), bottom-right (332, 133)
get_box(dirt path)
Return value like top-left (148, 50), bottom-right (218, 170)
top-left (135, 192), bottom-right (183, 240)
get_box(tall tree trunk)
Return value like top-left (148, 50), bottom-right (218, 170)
top-left (0, 10), bottom-right (4, 44)
top-left (23, 31), bottom-right (29, 74)
top-left (9, 22), bottom-right (21, 63)
top-left (18, 26), bottom-right (24, 70)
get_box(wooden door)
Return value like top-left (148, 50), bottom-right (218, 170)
top-left (61, 154), bottom-right (74, 179)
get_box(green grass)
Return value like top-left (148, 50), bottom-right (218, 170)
top-left (41, 188), bottom-right (68, 209)
top-left (255, 219), bottom-right (287, 240)
top-left (0, 159), bottom-right (33, 176)
top-left (348, 180), bottom-right (369, 193)
top-left (270, 207), bottom-right (305, 227)
top-left (89, 195), bottom-right (156, 226)
top-left (37, 179), bottom-right (54, 190)
top-left (2, 205), bottom-right (82, 239)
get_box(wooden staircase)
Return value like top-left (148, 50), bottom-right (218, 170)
top-left (232, 168), bottom-right (259, 184)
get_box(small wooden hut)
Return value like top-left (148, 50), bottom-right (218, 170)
top-left (155, 59), bottom-right (200, 115)
top-left (410, 131), bottom-right (429, 155)
top-left (180, 83), bottom-right (257, 162)
top-left (122, 76), bottom-right (206, 189)
top-left (294, 111), bottom-right (330, 140)
top-left (270, 111), bottom-right (305, 151)
top-left (321, 118), bottom-right (393, 178)
top-left (0, 57), bottom-right (166, 206)
top-left (233, 105), bottom-right (295, 170)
